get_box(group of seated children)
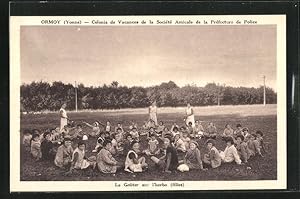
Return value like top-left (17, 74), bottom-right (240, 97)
top-left (22, 119), bottom-right (266, 175)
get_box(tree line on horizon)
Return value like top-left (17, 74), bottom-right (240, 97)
top-left (20, 81), bottom-right (277, 112)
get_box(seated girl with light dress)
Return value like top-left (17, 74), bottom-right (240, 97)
top-left (69, 141), bottom-right (96, 173)
top-left (22, 129), bottom-right (32, 152)
top-left (174, 134), bottom-right (186, 153)
top-left (124, 141), bottom-right (148, 173)
top-left (143, 133), bottom-right (160, 156)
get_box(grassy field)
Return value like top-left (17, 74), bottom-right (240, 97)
top-left (20, 104), bottom-right (277, 181)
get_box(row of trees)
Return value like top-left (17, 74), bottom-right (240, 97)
top-left (20, 81), bottom-right (277, 112)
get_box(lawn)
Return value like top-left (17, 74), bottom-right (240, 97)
top-left (20, 104), bottom-right (277, 181)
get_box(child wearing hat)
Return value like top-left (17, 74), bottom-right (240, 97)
top-left (203, 139), bottom-right (222, 169)
top-left (179, 141), bottom-right (206, 171)
top-left (219, 137), bottom-right (242, 165)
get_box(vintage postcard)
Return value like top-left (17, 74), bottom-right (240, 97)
top-left (10, 15), bottom-right (286, 191)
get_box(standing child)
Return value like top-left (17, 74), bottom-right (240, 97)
top-left (220, 137), bottom-right (242, 165)
top-left (143, 133), bottom-right (160, 156)
top-left (203, 139), bottom-right (222, 169)
top-left (235, 135), bottom-right (250, 163)
top-left (30, 133), bottom-right (42, 161)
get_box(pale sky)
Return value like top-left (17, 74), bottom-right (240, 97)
top-left (20, 25), bottom-right (276, 90)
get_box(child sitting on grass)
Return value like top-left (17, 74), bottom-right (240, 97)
top-left (187, 122), bottom-right (195, 138)
top-left (203, 139), bottom-right (222, 169)
top-left (51, 127), bottom-right (63, 145)
top-left (174, 134), bottom-right (186, 153)
top-left (22, 129), bottom-right (32, 152)
top-left (114, 123), bottom-right (124, 134)
top-left (151, 137), bottom-right (179, 173)
top-left (247, 133), bottom-right (263, 157)
top-left (129, 127), bottom-right (140, 142)
top-left (178, 141), bottom-right (206, 172)
top-left (124, 141), bottom-right (148, 173)
top-left (181, 131), bottom-right (191, 151)
top-left (41, 131), bottom-right (55, 161)
top-left (92, 132), bottom-right (106, 153)
top-left (233, 124), bottom-right (243, 138)
top-left (114, 130), bottom-right (125, 155)
top-left (161, 127), bottom-right (172, 140)
top-left (256, 130), bottom-right (266, 153)
top-left (204, 122), bottom-right (217, 139)
top-left (242, 127), bottom-right (250, 138)
top-left (235, 135), bottom-right (250, 163)
top-left (123, 134), bottom-right (134, 155)
top-left (171, 126), bottom-right (180, 138)
top-left (69, 124), bottom-right (83, 140)
top-left (156, 121), bottom-right (165, 136)
top-left (97, 140), bottom-right (121, 174)
top-left (193, 120), bottom-right (205, 139)
top-left (220, 137), bottom-right (242, 165)
top-left (54, 137), bottom-right (73, 169)
top-left (105, 121), bottom-right (112, 133)
top-left (171, 122), bottom-right (179, 133)
top-left (221, 124), bottom-right (234, 140)
top-left (30, 133), bottom-right (42, 161)
top-left (83, 121), bottom-right (103, 137)
top-left (69, 141), bottom-right (96, 173)
top-left (143, 133), bottom-right (160, 156)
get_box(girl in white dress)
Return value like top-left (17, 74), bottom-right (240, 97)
top-left (149, 101), bottom-right (158, 126)
top-left (185, 103), bottom-right (195, 127)
top-left (124, 141), bottom-right (148, 173)
top-left (59, 104), bottom-right (68, 132)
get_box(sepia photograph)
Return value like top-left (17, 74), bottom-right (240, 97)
top-left (10, 15), bottom-right (286, 191)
